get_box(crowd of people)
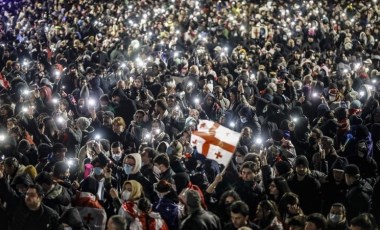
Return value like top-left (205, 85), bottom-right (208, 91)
top-left (1, 0), bottom-right (380, 229)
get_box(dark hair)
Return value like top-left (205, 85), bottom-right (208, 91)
top-left (35, 171), bottom-right (54, 186)
top-left (230, 201), bottom-right (250, 217)
top-left (142, 147), bottom-right (158, 161)
top-left (52, 161), bottom-right (70, 178)
top-left (279, 192), bottom-right (300, 216)
top-left (269, 177), bottom-right (291, 200)
top-left (240, 161), bottom-right (260, 173)
top-left (155, 99), bottom-right (168, 111)
top-left (311, 128), bottom-right (323, 139)
top-left (108, 215), bottom-right (127, 230)
top-left (28, 184), bottom-right (44, 197)
top-left (288, 215), bottom-right (306, 228)
top-left (153, 154), bottom-right (170, 168)
top-left (137, 197), bottom-right (152, 213)
top-left (218, 190), bottom-right (241, 206)
top-left (4, 157), bottom-right (19, 168)
top-left (111, 141), bottom-right (124, 149)
top-left (350, 213), bottom-right (378, 230)
top-left (306, 213), bottom-right (327, 230)
top-left (258, 200), bottom-right (281, 228)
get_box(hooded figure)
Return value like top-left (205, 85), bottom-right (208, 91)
top-left (199, 93), bottom-right (223, 122)
top-left (236, 106), bottom-right (261, 138)
top-left (121, 153), bottom-right (154, 201)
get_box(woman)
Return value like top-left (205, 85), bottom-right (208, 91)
top-left (268, 177), bottom-right (291, 205)
top-left (213, 190), bottom-right (241, 226)
top-left (131, 197), bottom-right (169, 230)
top-left (255, 200), bottom-right (283, 229)
top-left (112, 180), bottom-right (144, 224)
top-left (279, 192), bottom-right (304, 229)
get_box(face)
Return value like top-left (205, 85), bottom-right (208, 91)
top-left (329, 205), bottom-right (345, 223)
top-left (269, 182), bottom-right (279, 196)
top-left (344, 174), bottom-right (355, 186)
top-left (25, 188), bottom-right (41, 210)
top-left (241, 168), bottom-right (255, 181)
top-left (103, 116), bottom-right (112, 126)
top-left (305, 221), bottom-right (318, 230)
top-left (134, 79), bottom-right (142, 88)
top-left (112, 147), bottom-right (123, 157)
top-left (134, 113), bottom-right (144, 123)
top-left (151, 123), bottom-right (161, 135)
top-left (112, 123), bottom-right (124, 134)
top-left (124, 158), bottom-right (135, 168)
top-left (333, 169), bottom-right (345, 182)
top-left (295, 165), bottom-right (307, 176)
top-left (230, 212), bottom-right (248, 229)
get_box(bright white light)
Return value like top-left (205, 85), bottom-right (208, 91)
top-left (94, 134), bottom-right (101, 140)
top-left (88, 98), bottom-right (96, 106)
top-left (229, 122), bottom-right (236, 128)
top-left (359, 91), bottom-right (365, 97)
top-left (255, 138), bottom-right (263, 145)
top-left (57, 116), bottom-right (65, 124)
top-left (194, 98), bottom-right (200, 104)
top-left (22, 107), bottom-right (28, 112)
top-left (0, 134), bottom-right (5, 142)
top-left (52, 98), bottom-right (59, 104)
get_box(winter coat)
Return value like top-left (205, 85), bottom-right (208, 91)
top-left (287, 173), bottom-right (322, 215)
top-left (234, 179), bottom-right (266, 220)
top-left (181, 209), bottom-right (222, 230)
top-left (42, 184), bottom-right (71, 215)
top-left (154, 197), bottom-right (180, 230)
top-left (345, 179), bottom-right (373, 221)
top-left (0, 177), bottom-right (64, 230)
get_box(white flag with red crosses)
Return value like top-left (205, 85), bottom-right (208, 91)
top-left (191, 120), bottom-right (241, 166)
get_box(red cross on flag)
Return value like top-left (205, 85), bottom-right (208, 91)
top-left (191, 120), bottom-right (241, 166)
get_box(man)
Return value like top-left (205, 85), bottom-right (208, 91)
top-left (224, 201), bottom-right (259, 230)
top-left (326, 203), bottom-right (348, 230)
top-left (3, 157), bottom-right (26, 186)
top-left (140, 147), bottom-right (159, 184)
top-left (344, 164), bottom-right (372, 221)
top-left (107, 215), bottom-right (127, 230)
top-left (181, 189), bottom-right (222, 230)
top-left (0, 167), bottom-right (63, 230)
top-left (214, 85), bottom-right (230, 111)
top-left (153, 154), bottom-right (175, 183)
top-left (35, 171), bottom-right (71, 215)
top-left (350, 213), bottom-right (377, 230)
top-left (287, 156), bottom-right (321, 214)
top-left (233, 161), bottom-right (265, 220)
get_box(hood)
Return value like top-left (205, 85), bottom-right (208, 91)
top-left (45, 184), bottom-right (63, 199)
top-left (129, 153), bottom-right (142, 174)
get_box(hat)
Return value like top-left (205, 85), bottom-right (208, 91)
top-left (349, 100), bottom-right (362, 110)
top-left (363, 59), bottom-right (372, 65)
top-left (274, 161), bottom-right (291, 175)
top-left (103, 111), bottom-right (115, 119)
top-left (331, 157), bottom-right (349, 172)
top-left (294, 155), bottom-right (309, 168)
top-left (185, 189), bottom-right (201, 209)
top-left (258, 65), bottom-right (266, 71)
top-left (76, 117), bottom-right (94, 133)
top-left (344, 164), bottom-right (360, 176)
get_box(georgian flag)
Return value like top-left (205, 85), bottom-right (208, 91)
top-left (191, 120), bottom-right (241, 166)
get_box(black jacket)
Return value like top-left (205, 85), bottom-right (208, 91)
top-left (345, 179), bottom-right (372, 221)
top-left (181, 209), bottom-right (222, 230)
top-left (0, 177), bottom-right (64, 230)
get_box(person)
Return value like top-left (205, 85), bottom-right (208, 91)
top-left (153, 154), bottom-right (175, 183)
top-left (34, 171), bottom-right (71, 215)
top-left (224, 200), bottom-right (259, 230)
top-left (305, 213), bottom-right (328, 230)
top-left (107, 215), bottom-right (128, 230)
top-left (153, 179), bottom-right (181, 230)
top-left (131, 197), bottom-right (169, 230)
top-left (267, 176), bottom-right (291, 205)
top-left (343, 164), bottom-right (372, 221)
top-left (0, 166), bottom-right (64, 230)
top-left (254, 200), bottom-right (283, 230)
top-left (180, 189), bottom-right (222, 230)
top-left (234, 161), bottom-right (266, 220)
top-left (349, 213), bottom-right (378, 230)
top-left (288, 216), bottom-right (306, 230)
top-left (326, 203), bottom-right (348, 230)
top-left (287, 155), bottom-right (322, 214)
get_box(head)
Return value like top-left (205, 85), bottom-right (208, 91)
top-left (230, 201), bottom-right (250, 229)
top-left (52, 161), bottom-right (70, 181)
top-left (294, 156), bottom-right (309, 178)
top-left (269, 177), bottom-right (291, 199)
top-left (4, 157), bottom-right (20, 176)
top-left (140, 147), bottom-right (158, 165)
top-left (240, 161), bottom-right (260, 182)
top-left (25, 184), bottom-right (44, 211)
top-left (111, 142), bottom-right (124, 161)
top-left (350, 213), bottom-right (377, 230)
top-left (52, 143), bottom-right (67, 161)
top-left (123, 153), bottom-right (142, 175)
top-left (305, 213), bottom-right (327, 230)
top-left (107, 215), bottom-right (127, 230)
top-left (256, 200), bottom-right (280, 222)
top-left (327, 203), bottom-right (346, 225)
top-left (153, 154), bottom-right (170, 174)
top-left (35, 171), bottom-right (55, 193)
top-left (122, 180), bottom-right (143, 201)
top-left (344, 164), bottom-right (360, 186)
top-left (112, 117), bottom-right (126, 134)
top-left (185, 189), bottom-right (202, 212)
